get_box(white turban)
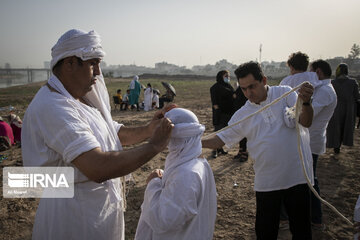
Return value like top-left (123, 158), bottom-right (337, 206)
top-left (163, 108), bottom-right (205, 183)
top-left (50, 29), bottom-right (106, 69)
top-left (130, 75), bottom-right (139, 89)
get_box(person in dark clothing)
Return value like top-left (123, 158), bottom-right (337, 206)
top-left (233, 85), bottom-right (248, 162)
top-left (210, 70), bottom-right (234, 158)
top-left (159, 89), bottom-right (175, 109)
top-left (326, 63), bottom-right (360, 153)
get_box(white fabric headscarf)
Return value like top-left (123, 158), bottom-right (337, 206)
top-left (130, 75), bottom-right (139, 89)
top-left (50, 29), bottom-right (105, 69)
top-left (48, 29), bottom-right (122, 204)
top-left (163, 108), bottom-right (205, 184)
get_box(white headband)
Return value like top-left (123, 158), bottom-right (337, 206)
top-left (165, 108), bottom-right (205, 138)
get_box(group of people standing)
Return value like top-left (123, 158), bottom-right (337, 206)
top-left (206, 52), bottom-right (359, 239)
top-left (115, 77), bottom-right (164, 112)
top-left (20, 28), bottom-right (360, 240)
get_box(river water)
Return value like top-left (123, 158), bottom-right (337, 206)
top-left (0, 70), bottom-right (49, 88)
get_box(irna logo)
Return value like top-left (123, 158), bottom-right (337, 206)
top-left (3, 167), bottom-right (74, 198)
top-left (8, 172), bottom-right (69, 188)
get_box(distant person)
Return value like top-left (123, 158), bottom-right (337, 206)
top-left (116, 89), bottom-right (123, 102)
top-left (203, 62), bottom-right (314, 239)
top-left (0, 116), bottom-right (14, 151)
top-left (326, 63), bottom-right (360, 154)
top-left (135, 108), bottom-right (217, 240)
top-left (308, 59), bottom-right (337, 229)
top-left (7, 113), bottom-right (22, 144)
top-left (21, 29), bottom-right (173, 240)
top-left (152, 89), bottom-right (160, 109)
top-left (129, 75), bottom-right (141, 111)
top-left (232, 84), bottom-right (248, 162)
top-left (121, 89), bottom-right (130, 110)
top-left (159, 89), bottom-right (175, 109)
top-left (210, 70), bottom-right (234, 158)
top-left (144, 83), bottom-right (153, 111)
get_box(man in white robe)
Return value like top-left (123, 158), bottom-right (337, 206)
top-left (135, 108), bottom-right (217, 240)
top-left (21, 29), bottom-right (173, 240)
top-left (144, 83), bottom-right (153, 111)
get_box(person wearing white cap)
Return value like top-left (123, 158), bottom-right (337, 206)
top-left (21, 29), bottom-right (173, 240)
top-left (135, 108), bottom-right (217, 240)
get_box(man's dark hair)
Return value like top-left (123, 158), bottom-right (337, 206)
top-left (234, 61), bottom-right (264, 82)
top-left (287, 51), bottom-right (309, 71)
top-left (337, 63), bottom-right (348, 76)
top-left (310, 59), bottom-right (332, 78)
top-left (117, 89), bottom-right (121, 94)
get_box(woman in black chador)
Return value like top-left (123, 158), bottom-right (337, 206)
top-left (210, 70), bottom-right (234, 158)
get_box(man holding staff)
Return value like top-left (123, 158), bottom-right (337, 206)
top-left (202, 61), bottom-right (314, 239)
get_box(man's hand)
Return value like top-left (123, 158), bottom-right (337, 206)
top-left (298, 82), bottom-right (314, 103)
top-left (146, 169), bottom-right (163, 184)
top-left (298, 82), bottom-right (314, 127)
top-left (148, 117), bottom-right (174, 153)
top-left (148, 103), bottom-right (177, 135)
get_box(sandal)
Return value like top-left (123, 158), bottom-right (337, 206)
top-left (234, 151), bottom-right (248, 162)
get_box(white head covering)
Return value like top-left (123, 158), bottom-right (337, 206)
top-left (47, 29), bottom-right (121, 204)
top-left (130, 75), bottom-right (139, 89)
top-left (8, 114), bottom-right (22, 128)
top-left (50, 29), bottom-right (105, 69)
top-left (162, 108), bottom-right (205, 184)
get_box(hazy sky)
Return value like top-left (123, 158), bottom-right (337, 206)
top-left (1, 0), bottom-right (359, 68)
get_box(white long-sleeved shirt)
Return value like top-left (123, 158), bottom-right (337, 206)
top-left (218, 85), bottom-right (313, 192)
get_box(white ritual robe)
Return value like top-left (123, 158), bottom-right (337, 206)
top-left (144, 87), bottom-right (153, 111)
top-left (22, 76), bottom-right (125, 240)
top-left (135, 108), bottom-right (217, 240)
top-left (135, 158), bottom-right (217, 240)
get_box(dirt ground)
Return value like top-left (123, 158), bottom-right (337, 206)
top-left (0, 79), bottom-right (359, 239)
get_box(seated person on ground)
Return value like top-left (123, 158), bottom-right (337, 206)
top-left (116, 89), bottom-right (123, 102)
top-left (121, 89), bottom-right (130, 110)
top-left (159, 89), bottom-right (175, 109)
top-left (0, 116), bottom-right (14, 151)
top-left (7, 114), bottom-right (22, 144)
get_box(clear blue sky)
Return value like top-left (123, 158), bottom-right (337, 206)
top-left (1, 0), bottom-right (359, 68)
